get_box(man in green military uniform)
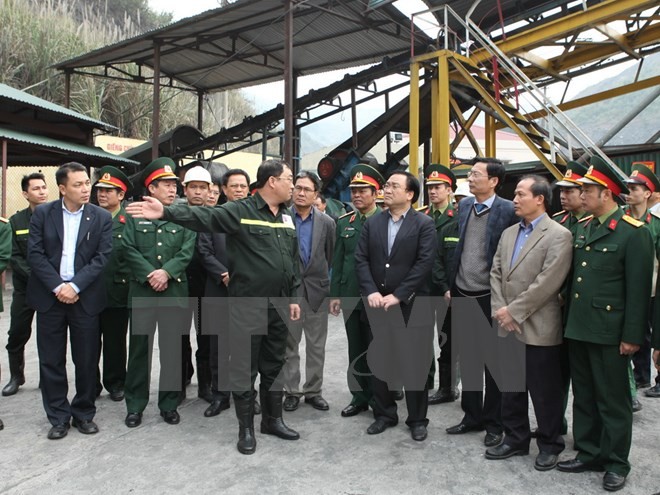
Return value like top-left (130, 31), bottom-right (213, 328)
top-left (126, 159), bottom-right (301, 456)
top-left (0, 215), bottom-right (13, 428)
top-left (419, 164), bottom-right (460, 405)
top-left (329, 164), bottom-right (384, 418)
top-left (122, 158), bottom-right (196, 427)
top-left (2, 173), bottom-right (49, 396)
top-left (94, 166), bottom-right (132, 402)
top-left (557, 156), bottom-right (654, 492)
top-left (553, 161), bottom-right (588, 236)
top-left (623, 163), bottom-right (660, 401)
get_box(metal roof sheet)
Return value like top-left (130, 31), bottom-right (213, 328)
top-left (0, 126), bottom-right (140, 167)
top-left (54, 0), bottom-right (429, 93)
top-left (0, 83), bottom-right (115, 131)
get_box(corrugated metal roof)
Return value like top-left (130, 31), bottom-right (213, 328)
top-left (54, 0), bottom-right (430, 93)
top-left (0, 126), bottom-right (139, 167)
top-left (0, 83), bottom-right (115, 131)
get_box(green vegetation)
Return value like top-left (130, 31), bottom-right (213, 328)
top-left (0, 0), bottom-right (255, 140)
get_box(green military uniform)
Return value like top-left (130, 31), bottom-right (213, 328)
top-left (552, 210), bottom-right (586, 237)
top-left (123, 159), bottom-right (196, 415)
top-left (94, 166), bottom-right (133, 399)
top-left (330, 164), bottom-right (384, 412)
top-left (3, 208), bottom-right (35, 396)
top-left (420, 163), bottom-right (459, 402)
top-left (565, 157), bottom-right (654, 478)
top-left (624, 163), bottom-right (660, 396)
top-left (0, 217), bottom-right (11, 427)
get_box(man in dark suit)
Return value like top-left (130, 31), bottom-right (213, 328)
top-left (355, 171), bottom-right (437, 441)
top-left (27, 162), bottom-right (112, 440)
top-left (445, 157), bottom-right (517, 447)
top-left (283, 171), bottom-right (335, 412)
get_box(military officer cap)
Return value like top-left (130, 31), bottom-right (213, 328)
top-left (556, 161), bottom-right (588, 187)
top-left (624, 163), bottom-right (660, 193)
top-left (375, 188), bottom-right (385, 204)
top-left (578, 155), bottom-right (629, 197)
top-left (349, 164), bottom-right (384, 190)
top-left (94, 165), bottom-right (132, 193)
top-left (140, 157), bottom-right (178, 188)
top-left (425, 164), bottom-right (457, 191)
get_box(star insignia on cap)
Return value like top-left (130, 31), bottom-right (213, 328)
top-left (355, 172), bottom-right (363, 180)
top-left (102, 173), bottom-right (111, 180)
top-left (587, 166), bottom-right (594, 175)
top-left (565, 170), bottom-right (573, 178)
top-left (164, 165), bottom-right (173, 173)
top-left (430, 171), bottom-right (439, 178)
top-left (631, 170), bottom-right (639, 177)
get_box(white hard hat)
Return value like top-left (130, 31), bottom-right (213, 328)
top-left (183, 166), bottom-right (212, 185)
top-left (454, 181), bottom-right (473, 199)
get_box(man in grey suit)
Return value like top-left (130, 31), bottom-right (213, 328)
top-left (283, 172), bottom-right (336, 411)
top-left (486, 175), bottom-right (572, 471)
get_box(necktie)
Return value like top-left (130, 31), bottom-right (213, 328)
top-left (589, 218), bottom-right (600, 238)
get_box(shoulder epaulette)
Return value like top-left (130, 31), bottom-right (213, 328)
top-left (416, 205), bottom-right (428, 212)
top-left (578, 215), bottom-right (594, 224)
top-left (622, 214), bottom-right (644, 228)
top-left (552, 210), bottom-right (566, 218)
top-left (0, 217), bottom-right (8, 223)
top-left (338, 211), bottom-right (352, 220)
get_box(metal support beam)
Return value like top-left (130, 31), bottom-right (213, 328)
top-left (431, 77), bottom-right (439, 162)
top-left (485, 114), bottom-right (496, 158)
top-left (449, 98), bottom-right (483, 156)
top-left (152, 41), bottom-right (161, 161)
top-left (437, 53), bottom-right (451, 168)
top-left (594, 22), bottom-right (640, 59)
top-left (351, 87), bottom-right (358, 149)
top-left (1, 139), bottom-right (6, 217)
top-left (409, 62), bottom-right (420, 178)
top-left (284, 0), bottom-right (294, 169)
top-left (197, 90), bottom-right (204, 131)
top-left (64, 72), bottom-right (71, 109)
top-left (450, 107), bottom-right (482, 155)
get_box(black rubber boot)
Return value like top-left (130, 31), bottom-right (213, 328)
top-left (196, 360), bottom-right (213, 403)
top-left (2, 353), bottom-right (25, 397)
top-left (235, 397), bottom-right (257, 455)
top-left (252, 388), bottom-right (261, 415)
top-left (259, 386), bottom-right (299, 440)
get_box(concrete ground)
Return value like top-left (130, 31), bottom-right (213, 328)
top-left (0, 288), bottom-right (658, 494)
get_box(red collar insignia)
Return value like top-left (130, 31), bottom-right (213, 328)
top-left (608, 218), bottom-right (618, 230)
top-left (647, 213), bottom-right (651, 223)
top-left (447, 209), bottom-right (454, 217)
top-left (349, 214), bottom-right (356, 223)
top-left (119, 215), bottom-right (126, 224)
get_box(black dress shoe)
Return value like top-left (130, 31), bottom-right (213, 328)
top-left (72, 418), bottom-right (99, 434)
top-left (125, 412), bottom-right (142, 428)
top-left (341, 403), bottom-right (368, 417)
top-left (645, 382), bottom-right (660, 397)
top-left (485, 443), bottom-right (529, 460)
top-left (0, 418), bottom-right (3, 430)
top-left (631, 397), bottom-right (643, 412)
top-left (109, 390), bottom-right (124, 402)
top-left (411, 425), bottom-right (427, 441)
top-left (603, 472), bottom-right (626, 492)
top-left (557, 458), bottom-right (604, 473)
top-left (635, 381), bottom-right (651, 389)
top-left (446, 422), bottom-right (484, 435)
top-left (47, 422), bottom-right (70, 440)
top-left (204, 399), bottom-right (230, 417)
top-left (367, 419), bottom-right (396, 435)
top-left (534, 452), bottom-right (558, 471)
top-left (484, 432), bottom-right (503, 447)
top-left (428, 388), bottom-right (460, 405)
top-left (160, 410), bottom-right (180, 425)
top-left (283, 395), bottom-right (299, 412)
top-left (305, 395), bottom-right (329, 411)
top-left (392, 391), bottom-right (404, 401)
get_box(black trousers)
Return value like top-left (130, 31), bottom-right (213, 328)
top-left (202, 296), bottom-right (231, 401)
top-left (36, 302), bottom-right (100, 425)
top-left (6, 281), bottom-right (36, 356)
top-left (501, 344), bottom-right (565, 454)
top-left (97, 306), bottom-right (129, 393)
top-left (454, 287), bottom-right (502, 434)
top-left (366, 305), bottom-right (433, 428)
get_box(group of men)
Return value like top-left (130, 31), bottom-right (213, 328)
top-left (0, 154), bottom-right (658, 488)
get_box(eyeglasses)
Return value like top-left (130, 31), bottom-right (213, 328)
top-left (275, 176), bottom-right (294, 183)
top-left (208, 190), bottom-right (220, 196)
top-left (467, 171), bottom-right (489, 179)
top-left (382, 182), bottom-right (405, 191)
top-left (294, 185), bottom-right (316, 194)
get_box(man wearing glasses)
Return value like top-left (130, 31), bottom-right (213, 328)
top-left (445, 157), bottom-right (517, 448)
top-left (282, 171), bottom-right (335, 412)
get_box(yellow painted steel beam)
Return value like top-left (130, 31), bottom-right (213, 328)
top-left (594, 22), bottom-right (640, 59)
top-left (431, 77), bottom-right (439, 162)
top-left (409, 62), bottom-right (420, 178)
top-left (438, 53), bottom-right (451, 168)
top-left (516, 50), bottom-right (570, 81)
top-left (496, 75), bottom-right (660, 128)
top-left (449, 58), bottom-right (563, 178)
top-left (449, 98), bottom-right (483, 157)
top-left (470, 0), bottom-right (658, 62)
top-left (450, 107), bottom-right (482, 155)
